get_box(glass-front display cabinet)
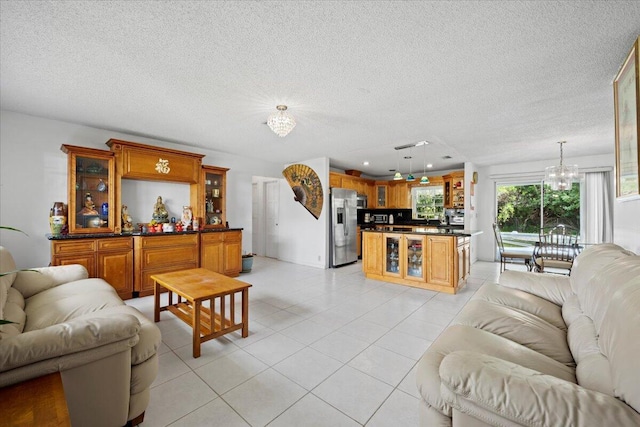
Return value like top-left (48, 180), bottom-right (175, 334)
top-left (404, 236), bottom-right (425, 281)
top-left (201, 165), bottom-right (229, 228)
top-left (61, 145), bottom-right (116, 234)
top-left (383, 234), bottom-right (402, 277)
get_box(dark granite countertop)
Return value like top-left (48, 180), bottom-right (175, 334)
top-left (46, 228), bottom-right (244, 240)
top-left (362, 227), bottom-right (481, 237)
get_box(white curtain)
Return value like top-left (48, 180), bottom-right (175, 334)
top-left (580, 171), bottom-right (613, 244)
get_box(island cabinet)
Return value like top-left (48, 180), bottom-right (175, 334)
top-left (362, 230), bottom-right (468, 294)
top-left (362, 232), bottom-right (383, 274)
top-left (457, 236), bottom-right (471, 283)
top-left (200, 230), bottom-right (242, 277)
top-left (134, 233), bottom-right (199, 297)
top-left (51, 237), bottom-right (134, 299)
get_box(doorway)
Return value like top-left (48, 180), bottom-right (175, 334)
top-left (252, 177), bottom-right (281, 259)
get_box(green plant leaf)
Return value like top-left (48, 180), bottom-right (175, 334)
top-left (0, 226), bottom-right (29, 236)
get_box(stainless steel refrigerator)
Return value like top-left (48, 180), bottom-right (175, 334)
top-left (330, 188), bottom-right (358, 267)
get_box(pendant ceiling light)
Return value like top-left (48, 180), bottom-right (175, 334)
top-left (544, 141), bottom-right (578, 191)
top-left (406, 147), bottom-right (415, 181)
top-left (267, 105), bottom-right (296, 137)
top-left (420, 142), bottom-right (430, 185)
top-left (393, 149), bottom-right (403, 180)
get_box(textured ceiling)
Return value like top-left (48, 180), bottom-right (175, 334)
top-left (1, 1), bottom-right (639, 177)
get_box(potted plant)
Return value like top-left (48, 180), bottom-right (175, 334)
top-left (241, 253), bottom-right (254, 273)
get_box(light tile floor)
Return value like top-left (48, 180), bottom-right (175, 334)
top-left (126, 257), bottom-right (512, 426)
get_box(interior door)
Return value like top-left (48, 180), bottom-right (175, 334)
top-left (265, 180), bottom-right (280, 259)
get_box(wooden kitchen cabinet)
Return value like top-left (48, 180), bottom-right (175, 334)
top-left (443, 171), bottom-right (464, 209)
top-left (200, 230), bottom-right (242, 277)
top-left (196, 165), bottom-right (229, 228)
top-left (376, 183), bottom-right (388, 208)
top-left (61, 145), bottom-right (116, 234)
top-left (51, 237), bottom-right (133, 299)
top-left (457, 236), bottom-right (471, 283)
top-left (362, 230), bottom-right (466, 293)
top-left (134, 233), bottom-right (199, 296)
top-left (426, 235), bottom-right (454, 287)
top-left (362, 231), bottom-right (383, 275)
top-left (329, 172), bottom-right (342, 188)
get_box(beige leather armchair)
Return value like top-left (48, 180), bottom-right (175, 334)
top-left (0, 246), bottom-right (161, 427)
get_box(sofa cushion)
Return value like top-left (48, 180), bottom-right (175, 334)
top-left (570, 243), bottom-right (632, 297)
top-left (598, 274), bottom-right (640, 413)
top-left (472, 283), bottom-right (566, 331)
top-left (12, 270), bottom-right (55, 299)
top-left (97, 305), bottom-right (161, 366)
top-left (0, 246), bottom-right (17, 327)
top-left (452, 300), bottom-right (574, 366)
top-left (416, 324), bottom-right (576, 418)
top-left (24, 279), bottom-right (125, 332)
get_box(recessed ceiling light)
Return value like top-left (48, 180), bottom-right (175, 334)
top-left (363, 161), bottom-right (369, 166)
top-left (427, 164), bottom-right (433, 168)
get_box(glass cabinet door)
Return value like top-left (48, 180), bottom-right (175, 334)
top-left (383, 234), bottom-right (402, 276)
top-left (405, 236), bottom-right (425, 280)
top-left (377, 185), bottom-right (387, 208)
top-left (62, 145), bottom-right (115, 234)
top-left (202, 166), bottom-right (228, 228)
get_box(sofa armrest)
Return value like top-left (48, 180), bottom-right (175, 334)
top-left (0, 314), bottom-right (140, 372)
top-left (498, 270), bottom-right (571, 306)
top-left (440, 351), bottom-right (640, 427)
top-left (12, 265), bottom-right (89, 298)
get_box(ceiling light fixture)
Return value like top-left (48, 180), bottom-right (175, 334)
top-left (420, 143), bottom-right (430, 185)
top-left (545, 141), bottom-right (578, 191)
top-left (406, 148), bottom-right (415, 181)
top-left (267, 105), bottom-right (296, 137)
top-left (393, 150), bottom-right (403, 180)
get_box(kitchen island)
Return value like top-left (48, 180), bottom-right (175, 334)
top-left (362, 227), bottom-right (480, 294)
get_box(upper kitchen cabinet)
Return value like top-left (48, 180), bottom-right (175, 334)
top-left (329, 172), bottom-right (342, 188)
top-left (443, 171), bottom-right (465, 209)
top-left (61, 145), bottom-right (116, 234)
top-left (106, 139), bottom-right (204, 183)
top-left (197, 165), bottom-right (229, 228)
top-left (376, 183), bottom-right (388, 208)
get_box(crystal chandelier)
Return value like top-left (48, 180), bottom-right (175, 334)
top-left (267, 105), bottom-right (296, 137)
top-left (545, 141), bottom-right (578, 191)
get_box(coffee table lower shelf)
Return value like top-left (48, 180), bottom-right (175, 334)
top-left (166, 301), bottom-right (243, 340)
top-left (152, 268), bottom-right (252, 358)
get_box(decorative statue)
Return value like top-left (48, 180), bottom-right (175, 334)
top-left (152, 196), bottom-right (169, 223)
top-left (122, 205), bottom-right (134, 232)
top-left (181, 206), bottom-right (193, 228)
top-left (77, 192), bottom-right (99, 216)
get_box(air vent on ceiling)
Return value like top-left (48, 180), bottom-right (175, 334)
top-left (442, 155), bottom-right (452, 159)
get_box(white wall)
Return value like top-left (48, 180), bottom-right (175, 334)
top-left (276, 157), bottom-right (329, 269)
top-left (614, 197), bottom-right (640, 254)
top-left (0, 110), bottom-right (283, 268)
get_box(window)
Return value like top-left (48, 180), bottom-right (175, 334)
top-left (496, 181), bottom-right (580, 254)
top-left (411, 186), bottom-right (444, 220)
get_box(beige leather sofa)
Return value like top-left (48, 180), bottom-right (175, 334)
top-left (0, 246), bottom-right (161, 427)
top-left (416, 243), bottom-right (640, 426)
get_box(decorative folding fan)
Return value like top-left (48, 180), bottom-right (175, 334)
top-left (282, 164), bottom-right (323, 219)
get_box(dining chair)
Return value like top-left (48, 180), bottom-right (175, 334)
top-left (492, 223), bottom-right (533, 272)
top-left (533, 224), bottom-right (579, 275)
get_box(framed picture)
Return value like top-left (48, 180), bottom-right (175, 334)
top-left (614, 36), bottom-right (640, 200)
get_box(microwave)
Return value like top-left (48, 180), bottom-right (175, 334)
top-left (372, 214), bottom-right (388, 223)
top-left (356, 194), bottom-right (367, 209)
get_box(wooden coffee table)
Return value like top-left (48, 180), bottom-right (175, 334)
top-left (152, 268), bottom-right (252, 358)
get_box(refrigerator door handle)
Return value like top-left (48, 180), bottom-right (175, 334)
top-left (343, 199), bottom-right (349, 236)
